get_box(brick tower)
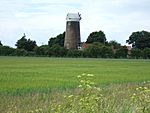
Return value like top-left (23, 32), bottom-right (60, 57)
top-left (64, 13), bottom-right (81, 49)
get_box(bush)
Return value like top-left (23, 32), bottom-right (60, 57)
top-left (13, 49), bottom-right (28, 56)
top-left (131, 85), bottom-right (150, 112)
top-left (48, 74), bottom-right (150, 113)
top-left (0, 46), bottom-right (15, 56)
top-left (143, 48), bottom-right (150, 59)
top-left (130, 48), bottom-right (142, 59)
top-left (49, 44), bottom-right (67, 57)
top-left (49, 74), bottom-right (102, 113)
top-left (115, 46), bottom-right (128, 58)
top-left (67, 50), bottom-right (83, 58)
top-left (34, 45), bottom-right (49, 56)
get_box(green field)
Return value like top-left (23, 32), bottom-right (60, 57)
top-left (0, 57), bottom-right (150, 113)
top-left (0, 56), bottom-right (150, 94)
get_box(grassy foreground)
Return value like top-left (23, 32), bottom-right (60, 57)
top-left (0, 57), bottom-right (150, 112)
top-left (0, 56), bottom-right (150, 94)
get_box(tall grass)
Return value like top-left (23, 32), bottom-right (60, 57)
top-left (0, 73), bottom-right (149, 113)
top-left (0, 57), bottom-right (150, 112)
top-left (0, 57), bottom-right (150, 95)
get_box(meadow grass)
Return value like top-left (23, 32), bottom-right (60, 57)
top-left (0, 73), bottom-right (149, 113)
top-left (0, 56), bottom-right (150, 94)
top-left (0, 56), bottom-right (150, 112)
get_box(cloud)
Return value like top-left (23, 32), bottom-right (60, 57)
top-left (0, 0), bottom-right (150, 47)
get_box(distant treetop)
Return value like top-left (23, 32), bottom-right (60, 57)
top-left (0, 41), bottom-right (3, 46)
top-left (86, 30), bottom-right (107, 44)
top-left (15, 33), bottom-right (37, 51)
top-left (126, 30), bottom-right (150, 49)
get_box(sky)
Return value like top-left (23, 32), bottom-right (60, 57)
top-left (0, 0), bottom-right (150, 47)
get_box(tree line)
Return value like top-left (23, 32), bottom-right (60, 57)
top-left (0, 30), bottom-right (150, 59)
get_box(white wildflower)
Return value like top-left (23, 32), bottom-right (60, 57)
top-left (87, 74), bottom-right (94, 77)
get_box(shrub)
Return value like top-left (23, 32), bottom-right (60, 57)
top-left (49, 73), bottom-right (102, 113)
top-left (48, 74), bottom-right (150, 113)
top-left (131, 84), bottom-right (150, 112)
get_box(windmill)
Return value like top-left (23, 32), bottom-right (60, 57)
top-left (64, 13), bottom-right (81, 49)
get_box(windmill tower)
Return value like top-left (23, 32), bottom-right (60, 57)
top-left (64, 13), bottom-right (81, 49)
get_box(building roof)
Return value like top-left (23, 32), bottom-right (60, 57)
top-left (66, 13), bottom-right (81, 22)
top-left (126, 46), bottom-right (132, 50)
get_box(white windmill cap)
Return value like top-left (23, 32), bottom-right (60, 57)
top-left (66, 13), bottom-right (81, 22)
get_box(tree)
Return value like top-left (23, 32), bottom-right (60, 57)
top-left (16, 33), bottom-right (37, 51)
top-left (25, 39), bottom-right (37, 51)
top-left (48, 32), bottom-right (65, 47)
top-left (34, 45), bottom-right (49, 56)
top-left (84, 43), bottom-right (102, 58)
top-left (101, 46), bottom-right (113, 58)
top-left (108, 40), bottom-right (121, 49)
top-left (13, 49), bottom-right (28, 56)
top-left (67, 49), bottom-right (83, 57)
top-left (15, 33), bottom-right (27, 49)
top-left (0, 46), bottom-right (14, 56)
top-left (86, 31), bottom-right (106, 44)
top-left (143, 48), bottom-right (150, 59)
top-left (115, 46), bottom-right (128, 58)
top-left (83, 42), bottom-right (113, 58)
top-left (130, 48), bottom-right (142, 59)
top-left (49, 44), bottom-right (67, 57)
top-left (0, 41), bottom-right (3, 46)
top-left (126, 30), bottom-right (150, 49)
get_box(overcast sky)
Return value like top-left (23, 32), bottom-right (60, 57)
top-left (0, 0), bottom-right (150, 47)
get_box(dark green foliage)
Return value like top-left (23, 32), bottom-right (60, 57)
top-left (130, 48), bottom-right (142, 59)
top-left (15, 34), bottom-right (27, 49)
top-left (143, 48), bottom-right (150, 59)
top-left (126, 31), bottom-right (150, 49)
top-left (13, 49), bottom-right (28, 56)
top-left (84, 42), bottom-right (113, 58)
top-left (25, 39), bottom-right (37, 51)
top-left (15, 33), bottom-right (37, 51)
top-left (86, 31), bottom-right (106, 44)
top-left (84, 43), bottom-right (102, 58)
top-left (115, 46), bottom-right (128, 58)
top-left (26, 51), bottom-right (36, 56)
top-left (67, 49), bottom-right (83, 57)
top-left (48, 32), bottom-right (65, 47)
top-left (34, 45), bottom-right (49, 56)
top-left (101, 46), bottom-right (113, 58)
top-left (0, 46), bottom-right (14, 56)
top-left (49, 44), bottom-right (67, 57)
top-left (108, 40), bottom-right (121, 49)
top-left (1, 30), bottom-right (150, 59)
top-left (0, 41), bottom-right (3, 46)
